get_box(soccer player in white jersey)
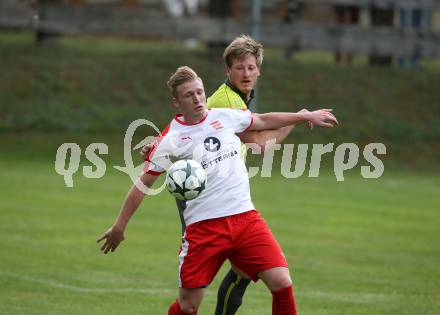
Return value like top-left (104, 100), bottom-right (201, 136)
top-left (98, 66), bottom-right (338, 315)
top-left (141, 35), bottom-right (314, 315)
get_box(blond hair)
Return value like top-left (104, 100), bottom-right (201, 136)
top-left (223, 34), bottom-right (264, 68)
top-left (167, 66), bottom-right (202, 97)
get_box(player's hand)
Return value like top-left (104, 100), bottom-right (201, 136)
top-left (298, 108), bottom-right (313, 130)
top-left (304, 109), bottom-right (339, 128)
top-left (140, 143), bottom-right (153, 160)
top-left (97, 225), bottom-right (125, 254)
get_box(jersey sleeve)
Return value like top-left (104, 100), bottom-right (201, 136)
top-left (143, 160), bottom-right (165, 176)
top-left (144, 125), bottom-right (172, 176)
top-left (224, 109), bottom-right (253, 133)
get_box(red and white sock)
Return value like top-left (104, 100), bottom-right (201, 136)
top-left (271, 286), bottom-right (298, 315)
top-left (168, 299), bottom-right (197, 315)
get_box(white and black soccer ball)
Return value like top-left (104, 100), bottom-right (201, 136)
top-left (165, 159), bottom-right (207, 201)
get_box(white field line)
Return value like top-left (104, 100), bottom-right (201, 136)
top-left (0, 271), bottom-right (437, 303)
top-left (0, 272), bottom-right (172, 295)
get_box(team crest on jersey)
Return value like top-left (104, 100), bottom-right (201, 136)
top-left (210, 120), bottom-right (223, 130)
top-left (204, 137), bottom-right (221, 152)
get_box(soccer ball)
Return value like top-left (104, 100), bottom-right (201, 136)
top-left (165, 159), bottom-right (207, 201)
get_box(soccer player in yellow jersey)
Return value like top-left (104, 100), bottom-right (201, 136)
top-left (208, 35), bottom-right (303, 315)
top-left (207, 35), bottom-right (298, 153)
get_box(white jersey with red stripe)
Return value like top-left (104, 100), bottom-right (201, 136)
top-left (145, 108), bottom-right (255, 226)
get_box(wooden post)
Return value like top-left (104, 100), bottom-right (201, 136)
top-left (369, 6), bottom-right (395, 66)
top-left (35, 0), bottom-right (63, 45)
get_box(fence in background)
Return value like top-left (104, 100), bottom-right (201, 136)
top-left (0, 1), bottom-right (439, 58)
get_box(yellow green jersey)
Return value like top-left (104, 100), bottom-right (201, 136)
top-left (207, 80), bottom-right (254, 158)
top-left (207, 80), bottom-right (254, 110)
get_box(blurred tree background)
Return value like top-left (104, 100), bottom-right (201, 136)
top-left (1, 0), bottom-right (440, 167)
top-left (1, 31), bottom-right (439, 166)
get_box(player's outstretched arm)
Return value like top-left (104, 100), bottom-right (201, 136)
top-left (238, 126), bottom-right (295, 151)
top-left (249, 109), bottom-right (338, 132)
top-left (97, 173), bottom-right (158, 254)
top-left (238, 109), bottom-right (313, 151)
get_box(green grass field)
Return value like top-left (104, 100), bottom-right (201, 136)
top-left (1, 29), bottom-right (439, 315)
top-left (1, 136), bottom-right (439, 315)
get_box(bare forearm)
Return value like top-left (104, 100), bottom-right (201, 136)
top-left (97, 173), bottom-right (157, 254)
top-left (114, 184), bottom-right (145, 230)
top-left (251, 110), bottom-right (338, 131)
top-left (238, 125), bottom-right (295, 152)
top-left (258, 125), bottom-right (295, 145)
top-left (252, 112), bottom-right (307, 131)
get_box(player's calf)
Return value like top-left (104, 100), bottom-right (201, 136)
top-left (271, 286), bottom-right (297, 315)
top-left (259, 267), bottom-right (297, 315)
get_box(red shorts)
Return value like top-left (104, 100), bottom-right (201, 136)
top-left (178, 210), bottom-right (288, 288)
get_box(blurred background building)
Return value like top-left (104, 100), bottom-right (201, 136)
top-left (1, 0), bottom-right (439, 67)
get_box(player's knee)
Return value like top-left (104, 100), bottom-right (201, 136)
top-left (260, 267), bottom-right (293, 292)
top-left (178, 287), bottom-right (204, 313)
top-left (276, 276), bottom-right (292, 290)
top-left (270, 274), bottom-right (292, 292)
top-left (179, 299), bottom-right (198, 314)
top-left (179, 302), bottom-right (197, 314)
top-left (269, 273), bottom-right (292, 291)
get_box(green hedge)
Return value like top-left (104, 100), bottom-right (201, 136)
top-left (1, 31), bottom-right (439, 164)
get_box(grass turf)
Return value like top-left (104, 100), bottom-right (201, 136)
top-left (0, 137), bottom-right (439, 315)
